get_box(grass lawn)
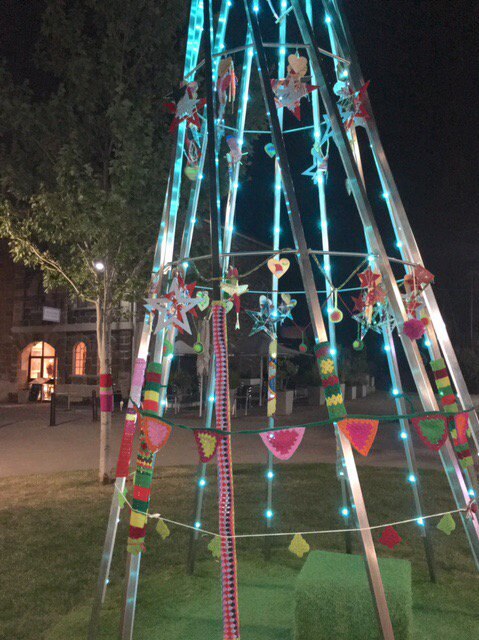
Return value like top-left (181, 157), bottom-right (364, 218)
top-left (1, 464), bottom-right (478, 639)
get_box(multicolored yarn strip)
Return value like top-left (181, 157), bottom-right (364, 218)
top-left (212, 303), bottom-right (240, 640)
top-left (116, 357), bottom-right (147, 478)
top-left (99, 373), bottom-right (113, 412)
top-left (430, 357), bottom-right (473, 469)
top-left (314, 342), bottom-right (347, 421)
top-left (127, 362), bottom-right (162, 554)
top-left (267, 340), bottom-right (277, 418)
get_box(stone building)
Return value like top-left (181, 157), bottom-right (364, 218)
top-left (0, 229), bottom-right (271, 403)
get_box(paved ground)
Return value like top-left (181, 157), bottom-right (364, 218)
top-left (0, 391), bottom-right (455, 478)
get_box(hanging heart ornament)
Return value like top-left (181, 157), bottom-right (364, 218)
top-left (268, 258), bottom-right (290, 279)
top-left (288, 55), bottom-right (308, 78)
top-left (197, 291), bottom-right (210, 311)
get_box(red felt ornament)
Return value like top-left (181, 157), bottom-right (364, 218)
top-left (379, 526), bottom-right (402, 550)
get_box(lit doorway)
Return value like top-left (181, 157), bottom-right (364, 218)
top-left (27, 341), bottom-right (57, 401)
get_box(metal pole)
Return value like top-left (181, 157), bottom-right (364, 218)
top-left (49, 391), bottom-right (56, 427)
top-left (306, 0), bottom-right (352, 554)
top-left (324, 0), bottom-right (479, 451)
top-left (293, 0), bottom-right (479, 566)
top-left (245, 2), bottom-right (394, 637)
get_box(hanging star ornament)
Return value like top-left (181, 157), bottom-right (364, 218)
top-left (247, 294), bottom-right (296, 339)
top-left (302, 141), bottom-right (328, 183)
top-left (145, 275), bottom-right (200, 335)
top-left (271, 73), bottom-right (318, 120)
top-left (164, 81), bottom-right (206, 133)
top-left (220, 266), bottom-right (249, 329)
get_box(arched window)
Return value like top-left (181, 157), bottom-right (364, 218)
top-left (73, 342), bottom-right (87, 376)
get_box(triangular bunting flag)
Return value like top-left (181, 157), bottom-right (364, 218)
top-left (337, 419), bottom-right (379, 456)
top-left (411, 415), bottom-right (448, 451)
top-left (155, 518), bottom-right (171, 540)
top-left (288, 533), bottom-right (310, 558)
top-left (437, 513), bottom-right (456, 536)
top-left (143, 415), bottom-right (172, 454)
top-left (208, 535), bottom-right (222, 559)
top-left (379, 526), bottom-right (402, 549)
top-left (194, 430), bottom-right (220, 463)
top-left (260, 428), bottom-right (306, 460)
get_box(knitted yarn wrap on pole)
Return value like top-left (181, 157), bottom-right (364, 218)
top-left (212, 303), bottom-right (241, 640)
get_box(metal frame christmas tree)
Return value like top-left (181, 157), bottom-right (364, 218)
top-left (88, 2), bottom-right (479, 639)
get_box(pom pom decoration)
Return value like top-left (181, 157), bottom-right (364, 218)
top-left (353, 339), bottom-right (364, 351)
top-left (289, 533), bottom-right (310, 558)
top-left (379, 526), bottom-right (402, 550)
top-left (299, 341), bottom-right (308, 353)
top-left (403, 318), bottom-right (426, 341)
top-left (193, 340), bottom-right (204, 354)
top-left (330, 308), bottom-right (343, 323)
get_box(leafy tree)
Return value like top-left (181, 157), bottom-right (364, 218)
top-left (0, 0), bottom-right (187, 482)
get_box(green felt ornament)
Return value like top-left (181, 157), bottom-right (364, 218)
top-left (353, 339), bottom-right (364, 351)
top-left (437, 513), bottom-right (456, 536)
top-left (289, 533), bottom-right (310, 558)
top-left (208, 535), bottom-right (222, 559)
top-left (155, 518), bottom-right (171, 540)
top-left (118, 490), bottom-right (127, 509)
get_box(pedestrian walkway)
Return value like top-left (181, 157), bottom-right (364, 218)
top-left (0, 392), bottom-right (445, 478)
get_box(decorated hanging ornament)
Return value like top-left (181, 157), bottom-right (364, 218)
top-left (193, 339), bottom-right (204, 354)
top-left (289, 533), bottom-right (310, 558)
top-left (267, 257), bottom-right (290, 278)
top-left (197, 290), bottom-right (210, 312)
top-left (353, 339), bottom-right (364, 351)
top-left (287, 54), bottom-right (308, 78)
top-left (220, 266), bottom-right (249, 329)
top-left (336, 80), bottom-right (371, 130)
top-left (217, 57), bottom-right (237, 108)
top-left (164, 81), bottom-right (206, 133)
top-left (184, 129), bottom-right (202, 181)
top-left (225, 136), bottom-right (246, 178)
top-left (379, 526), bottom-right (402, 550)
top-left (271, 72), bottom-right (318, 120)
top-left (247, 294), bottom-right (296, 340)
top-left (145, 274), bottom-right (200, 335)
top-left (264, 142), bottom-right (276, 158)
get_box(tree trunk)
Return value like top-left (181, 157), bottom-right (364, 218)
top-left (97, 300), bottom-right (112, 484)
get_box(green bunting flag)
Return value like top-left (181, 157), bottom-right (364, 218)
top-left (437, 513), bottom-right (456, 536)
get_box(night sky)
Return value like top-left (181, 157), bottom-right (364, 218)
top-left (1, 0), bottom-right (477, 343)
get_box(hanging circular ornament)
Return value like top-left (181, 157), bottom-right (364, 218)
top-left (193, 340), bottom-right (204, 354)
top-left (353, 339), bottom-right (364, 351)
top-left (329, 290), bottom-right (343, 323)
top-left (299, 332), bottom-right (308, 353)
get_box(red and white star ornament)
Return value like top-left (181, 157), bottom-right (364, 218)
top-left (164, 81), bottom-right (206, 133)
top-left (271, 72), bottom-right (318, 120)
top-left (145, 275), bottom-right (200, 335)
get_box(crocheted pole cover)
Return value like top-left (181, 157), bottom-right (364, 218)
top-left (430, 357), bottom-right (473, 469)
top-left (127, 362), bottom-right (162, 554)
top-left (212, 303), bottom-right (241, 640)
top-left (267, 339), bottom-right (277, 417)
top-left (314, 342), bottom-right (347, 421)
top-left (116, 357), bottom-right (147, 477)
top-left (99, 374), bottom-right (113, 412)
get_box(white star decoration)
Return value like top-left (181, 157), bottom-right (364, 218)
top-left (145, 276), bottom-right (200, 335)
